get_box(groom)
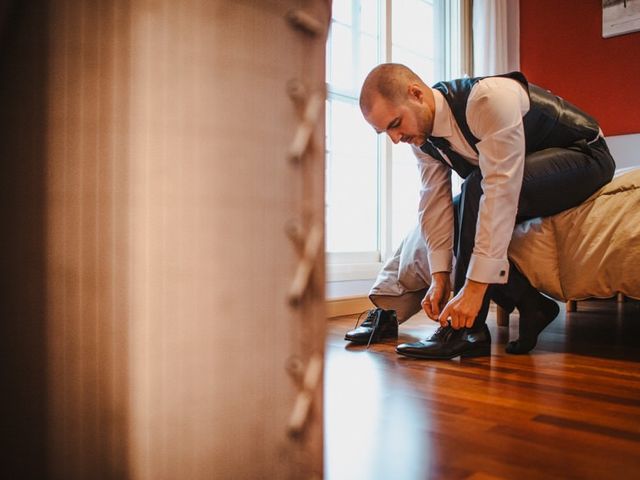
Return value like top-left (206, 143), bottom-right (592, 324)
top-left (345, 63), bottom-right (615, 358)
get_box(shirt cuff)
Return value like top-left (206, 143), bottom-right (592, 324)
top-left (467, 254), bottom-right (509, 284)
top-left (428, 249), bottom-right (453, 275)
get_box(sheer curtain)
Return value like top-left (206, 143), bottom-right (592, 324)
top-left (472, 0), bottom-right (520, 76)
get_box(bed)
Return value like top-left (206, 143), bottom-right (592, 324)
top-left (369, 167), bottom-right (640, 323)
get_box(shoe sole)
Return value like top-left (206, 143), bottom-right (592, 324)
top-left (395, 345), bottom-right (491, 360)
top-left (344, 333), bottom-right (398, 344)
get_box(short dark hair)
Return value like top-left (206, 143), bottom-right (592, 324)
top-left (359, 63), bottom-right (424, 114)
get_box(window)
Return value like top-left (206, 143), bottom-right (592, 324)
top-left (325, 0), bottom-right (464, 281)
top-left (325, 0), bottom-right (382, 260)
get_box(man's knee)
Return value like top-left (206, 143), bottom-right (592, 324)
top-left (599, 144), bottom-right (616, 181)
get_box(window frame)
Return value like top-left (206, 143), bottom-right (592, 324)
top-left (326, 0), bottom-right (464, 282)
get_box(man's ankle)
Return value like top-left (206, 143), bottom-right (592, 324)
top-left (516, 288), bottom-right (546, 314)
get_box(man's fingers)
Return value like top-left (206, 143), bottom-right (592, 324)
top-left (422, 299), bottom-right (435, 320)
top-left (451, 313), bottom-right (460, 330)
top-left (438, 303), bottom-right (450, 327)
top-left (422, 295), bottom-right (436, 320)
top-left (423, 287), bottom-right (444, 321)
top-left (439, 293), bottom-right (449, 311)
top-left (465, 315), bottom-right (475, 329)
top-left (431, 292), bottom-right (442, 317)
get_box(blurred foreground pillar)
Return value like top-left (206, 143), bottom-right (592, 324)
top-left (1, 1), bottom-right (328, 478)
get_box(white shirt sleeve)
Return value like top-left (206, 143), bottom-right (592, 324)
top-left (412, 145), bottom-right (454, 275)
top-left (466, 78), bottom-right (530, 284)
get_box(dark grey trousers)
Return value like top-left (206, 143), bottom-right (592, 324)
top-left (452, 137), bottom-right (616, 326)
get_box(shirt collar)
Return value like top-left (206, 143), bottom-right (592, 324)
top-left (430, 88), bottom-right (452, 138)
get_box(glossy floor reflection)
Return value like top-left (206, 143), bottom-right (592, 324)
top-left (325, 299), bottom-right (640, 480)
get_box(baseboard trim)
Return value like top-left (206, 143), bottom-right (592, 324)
top-left (326, 295), bottom-right (374, 318)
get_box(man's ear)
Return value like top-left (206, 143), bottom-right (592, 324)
top-left (407, 84), bottom-right (424, 103)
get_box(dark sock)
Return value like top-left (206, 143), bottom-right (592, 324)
top-left (506, 292), bottom-right (560, 355)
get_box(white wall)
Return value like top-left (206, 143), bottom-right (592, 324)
top-left (606, 133), bottom-right (640, 170)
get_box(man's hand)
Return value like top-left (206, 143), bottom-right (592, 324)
top-left (421, 272), bottom-right (451, 321)
top-left (439, 279), bottom-right (488, 329)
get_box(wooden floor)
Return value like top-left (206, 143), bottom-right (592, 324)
top-left (324, 299), bottom-right (640, 480)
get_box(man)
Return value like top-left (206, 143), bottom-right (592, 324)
top-left (345, 63), bottom-right (615, 359)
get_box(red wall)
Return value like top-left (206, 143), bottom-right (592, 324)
top-left (520, 0), bottom-right (640, 136)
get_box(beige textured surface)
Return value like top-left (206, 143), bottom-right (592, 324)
top-left (509, 215), bottom-right (564, 299)
top-left (510, 169), bottom-right (640, 301)
top-left (46, 1), bottom-right (132, 477)
top-left (127, 2), bottom-right (327, 478)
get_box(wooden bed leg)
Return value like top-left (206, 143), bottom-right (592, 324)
top-left (496, 304), bottom-right (509, 327)
top-left (566, 300), bottom-right (577, 312)
top-left (617, 293), bottom-right (626, 303)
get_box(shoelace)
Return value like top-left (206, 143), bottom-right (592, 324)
top-left (366, 313), bottom-right (381, 350)
top-left (431, 325), bottom-right (454, 342)
top-left (351, 309), bottom-right (380, 350)
top-left (351, 309), bottom-right (376, 330)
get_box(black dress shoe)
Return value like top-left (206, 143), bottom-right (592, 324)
top-left (396, 324), bottom-right (491, 359)
top-left (345, 308), bottom-right (398, 346)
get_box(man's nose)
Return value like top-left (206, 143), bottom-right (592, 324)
top-left (388, 131), bottom-right (401, 144)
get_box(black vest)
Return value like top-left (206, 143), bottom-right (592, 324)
top-left (420, 71), bottom-right (600, 178)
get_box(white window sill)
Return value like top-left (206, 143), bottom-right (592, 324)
top-left (326, 261), bottom-right (382, 282)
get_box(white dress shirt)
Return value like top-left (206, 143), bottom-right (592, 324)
top-left (412, 76), bottom-right (530, 284)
